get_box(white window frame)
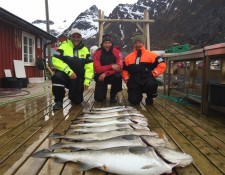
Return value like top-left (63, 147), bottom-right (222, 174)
top-left (22, 31), bottom-right (36, 66)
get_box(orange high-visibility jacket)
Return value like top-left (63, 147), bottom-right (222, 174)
top-left (122, 46), bottom-right (166, 80)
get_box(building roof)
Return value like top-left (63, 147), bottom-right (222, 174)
top-left (0, 7), bottom-right (57, 41)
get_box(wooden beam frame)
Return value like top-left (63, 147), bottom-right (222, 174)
top-left (95, 10), bottom-right (154, 50)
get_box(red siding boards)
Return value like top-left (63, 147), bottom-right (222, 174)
top-left (0, 8), bottom-right (57, 88)
top-left (0, 22), bottom-right (21, 87)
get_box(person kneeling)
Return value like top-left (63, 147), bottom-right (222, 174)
top-left (93, 34), bottom-right (123, 103)
top-left (122, 33), bottom-right (166, 105)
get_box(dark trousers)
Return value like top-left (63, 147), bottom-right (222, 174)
top-left (94, 72), bottom-right (122, 101)
top-left (127, 75), bottom-right (158, 104)
top-left (51, 71), bottom-right (84, 104)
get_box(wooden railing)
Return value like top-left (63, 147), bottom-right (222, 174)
top-left (162, 43), bottom-right (225, 114)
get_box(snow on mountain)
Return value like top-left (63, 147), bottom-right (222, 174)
top-left (32, 19), bottom-right (71, 36)
top-left (31, 0), bottom-right (225, 51)
top-left (63, 5), bottom-right (99, 39)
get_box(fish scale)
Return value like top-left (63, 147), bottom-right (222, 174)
top-left (32, 146), bottom-right (174, 175)
top-left (48, 129), bottom-right (158, 141)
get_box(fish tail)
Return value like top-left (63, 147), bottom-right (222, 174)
top-left (49, 143), bottom-right (65, 150)
top-left (72, 120), bottom-right (92, 124)
top-left (66, 129), bottom-right (78, 133)
top-left (48, 133), bottom-right (62, 139)
top-left (69, 124), bottom-right (81, 128)
top-left (32, 149), bottom-right (52, 158)
top-left (71, 118), bottom-right (85, 122)
top-left (55, 157), bottom-right (69, 163)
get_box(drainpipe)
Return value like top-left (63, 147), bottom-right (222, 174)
top-left (43, 42), bottom-right (54, 78)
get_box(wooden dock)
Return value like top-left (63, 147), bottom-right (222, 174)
top-left (0, 81), bottom-right (225, 175)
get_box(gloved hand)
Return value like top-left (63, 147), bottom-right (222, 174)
top-left (85, 54), bottom-right (93, 64)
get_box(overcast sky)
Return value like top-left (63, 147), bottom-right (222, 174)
top-left (1, 0), bottom-right (138, 24)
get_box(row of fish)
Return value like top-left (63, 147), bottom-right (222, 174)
top-left (32, 106), bottom-right (193, 175)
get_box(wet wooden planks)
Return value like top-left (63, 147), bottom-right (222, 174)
top-left (0, 82), bottom-right (224, 175)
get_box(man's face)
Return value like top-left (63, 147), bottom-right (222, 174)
top-left (102, 41), bottom-right (112, 51)
top-left (134, 40), bottom-right (144, 50)
top-left (70, 33), bottom-right (81, 46)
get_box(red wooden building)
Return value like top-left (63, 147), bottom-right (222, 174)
top-left (0, 7), bottom-right (57, 87)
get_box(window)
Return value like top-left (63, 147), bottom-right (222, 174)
top-left (210, 59), bottom-right (221, 70)
top-left (22, 32), bottom-right (35, 66)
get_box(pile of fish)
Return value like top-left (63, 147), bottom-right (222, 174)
top-left (32, 106), bottom-right (193, 175)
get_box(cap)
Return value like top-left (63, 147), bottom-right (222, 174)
top-left (102, 34), bottom-right (112, 43)
top-left (132, 33), bottom-right (145, 44)
top-left (70, 28), bottom-right (82, 36)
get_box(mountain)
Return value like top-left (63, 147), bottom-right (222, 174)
top-left (151, 0), bottom-right (225, 50)
top-left (32, 19), bottom-right (71, 36)
top-left (32, 0), bottom-right (225, 52)
top-left (62, 5), bottom-right (99, 39)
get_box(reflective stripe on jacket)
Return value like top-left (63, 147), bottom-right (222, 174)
top-left (122, 46), bottom-right (166, 80)
top-left (52, 39), bottom-right (94, 86)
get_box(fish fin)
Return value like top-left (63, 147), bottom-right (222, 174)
top-left (129, 146), bottom-right (151, 155)
top-left (64, 138), bottom-right (78, 142)
top-left (70, 147), bottom-right (82, 151)
top-left (79, 131), bottom-right (91, 134)
top-left (141, 164), bottom-right (157, 169)
top-left (170, 163), bottom-right (179, 168)
top-left (55, 157), bottom-right (68, 163)
top-left (48, 133), bottom-right (62, 139)
top-left (66, 129), bottom-right (77, 133)
top-left (71, 120), bottom-right (82, 124)
top-left (117, 117), bottom-right (127, 121)
top-left (72, 120), bottom-right (93, 124)
top-left (116, 124), bottom-right (127, 127)
top-left (78, 161), bottom-right (97, 171)
top-left (32, 149), bottom-right (52, 158)
top-left (49, 143), bottom-right (65, 150)
top-left (131, 120), bottom-right (138, 124)
top-left (116, 128), bottom-right (128, 131)
top-left (122, 135), bottom-right (138, 140)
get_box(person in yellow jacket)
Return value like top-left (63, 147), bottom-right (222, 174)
top-left (51, 28), bottom-right (93, 110)
top-left (122, 33), bottom-right (166, 105)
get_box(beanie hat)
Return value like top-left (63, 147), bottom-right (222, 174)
top-left (132, 33), bottom-right (145, 44)
top-left (102, 34), bottom-right (112, 43)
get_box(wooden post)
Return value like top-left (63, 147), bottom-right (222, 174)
top-left (144, 10), bottom-right (150, 50)
top-left (168, 60), bottom-right (171, 96)
top-left (93, 11), bottom-right (154, 49)
top-left (163, 58), bottom-right (168, 95)
top-left (189, 61), bottom-right (196, 89)
top-left (98, 10), bottom-right (104, 47)
top-left (221, 59), bottom-right (225, 83)
top-left (143, 11), bottom-right (147, 47)
top-left (201, 55), bottom-right (210, 114)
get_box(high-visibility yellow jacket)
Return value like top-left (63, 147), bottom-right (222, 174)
top-left (52, 39), bottom-right (94, 86)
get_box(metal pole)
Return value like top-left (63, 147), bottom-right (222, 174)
top-left (45, 0), bottom-right (50, 33)
top-left (45, 0), bottom-right (51, 67)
